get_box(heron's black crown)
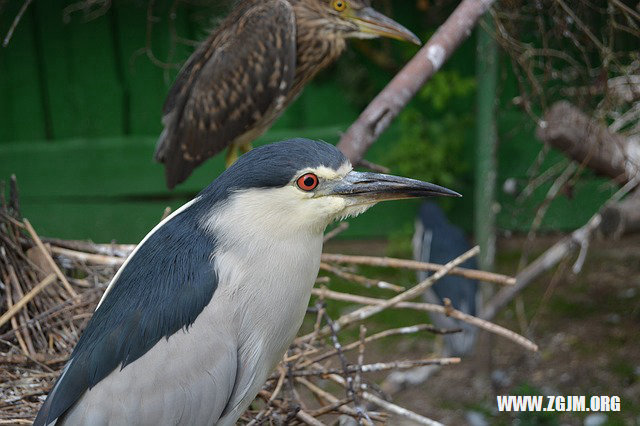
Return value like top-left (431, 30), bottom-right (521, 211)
top-left (201, 138), bottom-right (348, 197)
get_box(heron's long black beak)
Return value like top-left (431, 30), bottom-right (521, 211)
top-left (325, 171), bottom-right (460, 202)
top-left (353, 7), bottom-right (421, 46)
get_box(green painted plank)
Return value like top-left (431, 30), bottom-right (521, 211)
top-left (32, 1), bottom-right (123, 139)
top-left (14, 192), bottom-right (422, 244)
top-left (0, 124), bottom-right (425, 242)
top-left (0, 4), bottom-right (47, 142)
top-left (0, 126), bottom-right (346, 197)
top-left (297, 82), bottom-right (360, 128)
top-left (22, 200), bottom-right (179, 243)
top-left (112, 0), bottom-right (194, 136)
top-left (111, 0), bottom-right (164, 136)
top-left (0, 129), bottom-right (610, 244)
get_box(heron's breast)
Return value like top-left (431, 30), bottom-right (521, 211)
top-left (214, 234), bottom-right (322, 344)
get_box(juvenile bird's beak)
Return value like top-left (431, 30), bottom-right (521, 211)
top-left (353, 7), bottom-right (421, 45)
top-left (324, 171), bottom-right (460, 203)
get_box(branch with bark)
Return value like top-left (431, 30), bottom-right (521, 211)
top-left (482, 213), bottom-right (602, 322)
top-left (535, 100), bottom-right (640, 239)
top-left (337, 0), bottom-right (496, 164)
top-left (600, 192), bottom-right (640, 239)
top-left (536, 101), bottom-right (640, 184)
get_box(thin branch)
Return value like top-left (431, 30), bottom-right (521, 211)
top-left (300, 247), bottom-right (479, 343)
top-left (23, 220), bottom-right (78, 299)
top-left (321, 253), bottom-right (514, 285)
top-left (49, 246), bottom-right (126, 267)
top-left (312, 287), bottom-right (538, 352)
top-left (4, 272), bottom-right (28, 356)
top-left (289, 358), bottom-right (460, 377)
top-left (2, 0), bottom-right (32, 48)
top-left (0, 274), bottom-right (56, 329)
top-left (300, 323), bottom-right (460, 367)
top-left (257, 390), bottom-right (325, 426)
top-left (323, 223), bottom-right (350, 242)
top-left (296, 377), bottom-right (359, 418)
top-left (320, 262), bottom-right (404, 292)
top-left (325, 371), bottom-right (443, 426)
top-left (321, 309), bottom-right (370, 425)
top-left (483, 175), bottom-right (640, 321)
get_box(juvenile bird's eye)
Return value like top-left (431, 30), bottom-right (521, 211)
top-left (297, 173), bottom-right (319, 191)
top-left (332, 0), bottom-right (347, 12)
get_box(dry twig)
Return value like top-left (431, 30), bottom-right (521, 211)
top-left (1, 0), bottom-right (32, 47)
top-left (321, 253), bottom-right (515, 285)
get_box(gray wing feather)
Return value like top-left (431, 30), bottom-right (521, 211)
top-left (33, 203), bottom-right (220, 425)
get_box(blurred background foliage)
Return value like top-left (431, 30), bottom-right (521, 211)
top-left (0, 0), bottom-right (636, 243)
top-left (389, 70), bottom-right (476, 189)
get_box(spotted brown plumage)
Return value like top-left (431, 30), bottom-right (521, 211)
top-left (156, 0), bottom-right (420, 189)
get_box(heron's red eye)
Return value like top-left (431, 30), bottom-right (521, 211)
top-left (297, 173), bottom-right (319, 191)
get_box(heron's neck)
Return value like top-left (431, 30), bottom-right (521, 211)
top-left (291, 3), bottom-right (347, 92)
top-left (200, 190), bottom-right (325, 309)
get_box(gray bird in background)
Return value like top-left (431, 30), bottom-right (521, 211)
top-left (155, 0), bottom-right (420, 189)
top-left (413, 201), bottom-right (479, 357)
top-left (382, 202), bottom-right (478, 395)
top-left (35, 139), bottom-right (459, 426)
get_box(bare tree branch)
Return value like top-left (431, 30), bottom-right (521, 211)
top-left (483, 176), bottom-right (640, 321)
top-left (2, 0), bottom-right (32, 48)
top-left (481, 213), bottom-right (602, 321)
top-left (537, 101), bottom-right (640, 184)
top-left (600, 191), bottom-right (640, 239)
top-left (337, 0), bottom-right (496, 163)
top-left (321, 253), bottom-right (515, 285)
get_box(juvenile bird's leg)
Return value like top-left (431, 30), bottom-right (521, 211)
top-left (240, 142), bottom-right (253, 154)
top-left (225, 142), bottom-right (253, 168)
top-left (225, 144), bottom-right (240, 168)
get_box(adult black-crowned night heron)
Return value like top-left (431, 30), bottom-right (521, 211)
top-left (413, 202), bottom-right (479, 356)
top-left (35, 139), bottom-right (459, 426)
top-left (155, 0), bottom-right (420, 189)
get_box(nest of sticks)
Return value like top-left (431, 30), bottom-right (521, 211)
top-left (0, 178), bottom-right (535, 425)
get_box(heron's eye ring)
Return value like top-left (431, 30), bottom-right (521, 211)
top-left (297, 173), bottom-right (319, 191)
top-left (332, 0), bottom-right (347, 12)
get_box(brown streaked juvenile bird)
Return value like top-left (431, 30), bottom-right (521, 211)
top-left (155, 0), bottom-right (420, 189)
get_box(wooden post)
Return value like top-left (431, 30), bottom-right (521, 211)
top-left (474, 12), bottom-right (499, 381)
top-left (474, 15), bottom-right (499, 272)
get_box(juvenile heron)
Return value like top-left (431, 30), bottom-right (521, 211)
top-left (155, 0), bottom-right (420, 189)
top-left (35, 139), bottom-right (459, 426)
